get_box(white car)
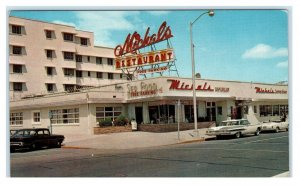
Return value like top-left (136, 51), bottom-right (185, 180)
top-left (206, 119), bottom-right (262, 139)
top-left (261, 120), bottom-right (289, 133)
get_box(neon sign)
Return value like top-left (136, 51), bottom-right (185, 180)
top-left (114, 21), bottom-right (173, 57)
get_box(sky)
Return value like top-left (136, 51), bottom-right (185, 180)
top-left (9, 9), bottom-right (289, 84)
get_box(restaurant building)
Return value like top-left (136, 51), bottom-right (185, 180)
top-left (9, 17), bottom-right (288, 135)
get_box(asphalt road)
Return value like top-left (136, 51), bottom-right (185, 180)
top-left (10, 131), bottom-right (289, 177)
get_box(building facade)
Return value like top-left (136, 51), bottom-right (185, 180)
top-left (10, 77), bottom-right (288, 135)
top-left (9, 16), bottom-right (126, 101)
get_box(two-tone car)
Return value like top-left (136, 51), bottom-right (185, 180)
top-left (206, 119), bottom-right (262, 139)
top-left (10, 128), bottom-right (65, 152)
top-left (261, 120), bottom-right (289, 133)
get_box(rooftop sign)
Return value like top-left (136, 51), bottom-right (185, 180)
top-left (114, 21), bottom-right (173, 57)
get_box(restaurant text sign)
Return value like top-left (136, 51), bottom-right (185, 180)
top-left (255, 87), bottom-right (287, 94)
top-left (168, 79), bottom-right (230, 92)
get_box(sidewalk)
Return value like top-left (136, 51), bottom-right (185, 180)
top-left (62, 128), bottom-right (214, 150)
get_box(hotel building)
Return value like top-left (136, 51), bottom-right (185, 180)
top-left (9, 17), bottom-right (289, 135)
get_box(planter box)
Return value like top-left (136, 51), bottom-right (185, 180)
top-left (94, 126), bottom-right (132, 135)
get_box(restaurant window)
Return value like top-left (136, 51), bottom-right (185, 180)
top-left (253, 105), bottom-right (257, 114)
top-left (76, 70), bottom-right (82, 78)
top-left (49, 108), bottom-right (79, 124)
top-left (63, 33), bottom-right (74, 41)
top-left (12, 46), bottom-right (22, 55)
top-left (33, 112), bottom-right (40, 123)
top-left (10, 112), bottom-right (23, 125)
top-left (13, 64), bottom-right (22, 73)
top-left (243, 106), bottom-right (249, 114)
top-left (96, 106), bottom-right (122, 122)
top-left (260, 105), bottom-right (272, 117)
top-left (272, 105), bottom-right (279, 116)
top-left (97, 72), bottom-right (103, 79)
top-left (64, 52), bottom-right (74, 60)
top-left (280, 105), bottom-right (288, 116)
top-left (45, 30), bottom-right (53, 39)
top-left (80, 38), bottom-right (88, 46)
top-left (12, 25), bottom-right (22, 34)
top-left (13, 82), bottom-right (23, 91)
top-left (76, 55), bottom-right (82, 62)
top-left (107, 58), bottom-right (114, 65)
top-left (108, 73), bottom-right (114, 79)
top-left (96, 57), bottom-right (102, 64)
top-left (217, 106), bottom-right (222, 115)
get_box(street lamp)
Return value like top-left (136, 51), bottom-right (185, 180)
top-left (190, 10), bottom-right (214, 136)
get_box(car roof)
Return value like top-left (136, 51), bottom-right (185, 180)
top-left (15, 128), bottom-right (48, 131)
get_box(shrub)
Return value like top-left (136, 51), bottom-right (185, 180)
top-left (99, 118), bottom-right (113, 127)
top-left (113, 115), bottom-right (129, 126)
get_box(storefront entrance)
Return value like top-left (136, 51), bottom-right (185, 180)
top-left (135, 107), bottom-right (143, 124)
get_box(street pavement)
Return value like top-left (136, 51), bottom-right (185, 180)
top-left (10, 131), bottom-right (289, 177)
top-left (62, 128), bottom-right (214, 150)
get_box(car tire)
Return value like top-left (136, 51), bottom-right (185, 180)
top-left (31, 143), bottom-right (36, 150)
top-left (275, 127), bottom-right (279, 133)
top-left (235, 132), bottom-right (241, 139)
top-left (255, 129), bottom-right (260, 136)
top-left (56, 141), bottom-right (62, 148)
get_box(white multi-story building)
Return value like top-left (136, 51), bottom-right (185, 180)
top-left (9, 16), bottom-right (126, 100)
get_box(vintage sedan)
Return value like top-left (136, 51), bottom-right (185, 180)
top-left (261, 120), bottom-right (289, 133)
top-left (10, 128), bottom-right (65, 152)
top-left (206, 119), bottom-right (262, 139)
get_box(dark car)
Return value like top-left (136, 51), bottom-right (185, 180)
top-left (10, 128), bottom-right (65, 152)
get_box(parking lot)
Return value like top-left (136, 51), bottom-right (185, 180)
top-left (10, 131), bottom-right (289, 177)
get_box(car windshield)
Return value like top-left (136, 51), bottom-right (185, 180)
top-left (219, 121), bottom-right (239, 126)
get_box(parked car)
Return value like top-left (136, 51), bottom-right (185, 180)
top-left (10, 129), bottom-right (18, 136)
top-left (261, 120), bottom-right (289, 133)
top-left (206, 119), bottom-right (262, 139)
top-left (10, 128), bottom-right (65, 152)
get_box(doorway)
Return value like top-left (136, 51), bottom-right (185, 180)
top-left (135, 107), bottom-right (143, 124)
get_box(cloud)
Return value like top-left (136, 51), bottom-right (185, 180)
top-left (147, 11), bottom-right (170, 16)
top-left (74, 11), bottom-right (147, 47)
top-left (52, 20), bottom-right (76, 27)
top-left (276, 61), bottom-right (288, 68)
top-left (242, 44), bottom-right (288, 59)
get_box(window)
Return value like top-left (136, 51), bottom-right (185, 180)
top-left (87, 56), bottom-right (90, 62)
top-left (80, 38), bottom-right (88, 46)
top-left (49, 108), bottom-right (79, 124)
top-left (76, 70), bottom-right (82, 78)
top-left (107, 58), bottom-right (114, 65)
top-left (13, 65), bottom-right (22, 73)
top-left (12, 25), bottom-right (22, 34)
top-left (64, 68), bottom-right (74, 76)
top-left (96, 57), bottom-right (102, 64)
top-left (47, 67), bottom-right (53, 76)
top-left (120, 74), bottom-right (123, 79)
top-left (64, 52), bottom-right (74, 60)
top-left (46, 84), bottom-right (54, 92)
top-left (243, 106), bottom-right (249, 114)
top-left (46, 50), bottom-right (53, 58)
top-left (13, 82), bottom-right (23, 91)
top-left (260, 105), bottom-right (273, 117)
top-left (33, 112), bottom-right (40, 123)
top-left (280, 105), bottom-right (288, 116)
top-left (45, 30), bottom-right (53, 39)
top-left (108, 73), bottom-right (114, 79)
top-left (12, 46), bottom-right (22, 55)
top-left (96, 107), bottom-right (122, 122)
top-left (273, 105), bottom-right (279, 116)
top-left (253, 105), bottom-right (257, 113)
top-left (87, 71), bottom-right (91, 77)
top-left (97, 72), bottom-right (103, 79)
top-left (76, 55), bottom-right (82, 62)
top-left (10, 112), bottom-right (23, 125)
top-left (63, 33), bottom-right (74, 41)
top-left (217, 106), bottom-right (222, 115)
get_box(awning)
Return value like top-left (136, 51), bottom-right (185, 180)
top-left (10, 43), bottom-right (25, 47)
top-left (44, 27), bottom-right (55, 31)
top-left (9, 22), bottom-right (25, 26)
top-left (9, 61), bottom-right (25, 65)
top-left (61, 48), bottom-right (76, 53)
